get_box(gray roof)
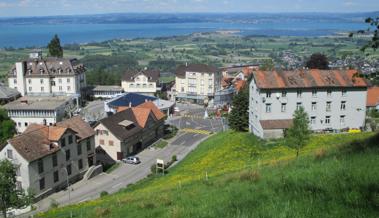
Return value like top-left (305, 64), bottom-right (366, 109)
top-left (175, 64), bottom-right (219, 77)
top-left (3, 96), bottom-right (71, 110)
top-left (0, 85), bottom-right (20, 99)
top-left (93, 85), bottom-right (123, 92)
top-left (122, 69), bottom-right (160, 82)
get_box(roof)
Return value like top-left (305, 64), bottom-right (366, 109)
top-left (234, 80), bottom-right (246, 92)
top-left (260, 119), bottom-right (293, 130)
top-left (107, 93), bottom-right (157, 108)
top-left (222, 77), bottom-right (233, 88)
top-left (367, 86), bottom-right (379, 107)
top-left (8, 116), bottom-right (94, 162)
top-left (0, 85), bottom-right (20, 99)
top-left (137, 101), bottom-right (165, 120)
top-left (93, 85), bottom-right (123, 92)
top-left (122, 69), bottom-right (160, 82)
top-left (253, 69), bottom-right (368, 90)
top-left (175, 64), bottom-right (219, 77)
top-left (8, 57), bottom-right (85, 78)
top-left (3, 96), bottom-right (71, 110)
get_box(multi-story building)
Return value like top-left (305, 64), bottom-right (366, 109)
top-left (94, 101), bottom-right (165, 161)
top-left (7, 51), bottom-right (87, 97)
top-left (249, 69), bottom-right (368, 138)
top-left (174, 64), bottom-right (222, 104)
top-left (0, 116), bottom-right (95, 199)
top-left (92, 85), bottom-right (124, 99)
top-left (121, 69), bottom-right (160, 96)
top-left (3, 96), bottom-right (76, 133)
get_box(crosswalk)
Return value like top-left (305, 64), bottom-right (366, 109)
top-left (181, 128), bottom-right (212, 135)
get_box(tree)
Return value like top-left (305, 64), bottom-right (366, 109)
top-left (0, 109), bottom-right (16, 146)
top-left (47, 34), bottom-right (63, 57)
top-left (285, 107), bottom-right (311, 157)
top-left (228, 87), bottom-right (249, 131)
top-left (0, 160), bottom-right (31, 218)
top-left (259, 59), bottom-right (274, 71)
top-left (350, 17), bottom-right (379, 51)
top-left (305, 53), bottom-right (329, 69)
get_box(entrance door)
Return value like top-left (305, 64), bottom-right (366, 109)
top-left (117, 152), bottom-right (123, 160)
top-left (88, 156), bottom-right (94, 167)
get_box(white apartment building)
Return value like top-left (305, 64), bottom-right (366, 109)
top-left (0, 116), bottom-right (96, 199)
top-left (175, 64), bottom-right (222, 104)
top-left (121, 69), bottom-right (160, 96)
top-left (3, 96), bottom-right (76, 133)
top-left (8, 51), bottom-right (87, 97)
top-left (249, 69), bottom-right (368, 138)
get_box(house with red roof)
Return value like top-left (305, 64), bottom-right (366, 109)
top-left (367, 86), bottom-right (379, 110)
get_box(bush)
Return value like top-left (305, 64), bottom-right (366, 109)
top-left (172, 155), bottom-right (177, 162)
top-left (100, 191), bottom-right (109, 198)
top-left (95, 207), bottom-right (111, 217)
top-left (239, 170), bottom-right (260, 182)
top-left (314, 148), bottom-right (327, 160)
top-left (49, 200), bottom-right (59, 209)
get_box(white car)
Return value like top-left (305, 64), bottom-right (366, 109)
top-left (174, 107), bottom-right (180, 112)
top-left (122, 156), bottom-right (141, 164)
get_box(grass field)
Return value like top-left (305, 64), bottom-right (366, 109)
top-left (38, 131), bottom-right (379, 218)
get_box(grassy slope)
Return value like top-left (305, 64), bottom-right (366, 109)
top-left (39, 132), bottom-right (379, 218)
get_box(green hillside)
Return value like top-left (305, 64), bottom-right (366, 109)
top-left (39, 131), bottom-right (379, 218)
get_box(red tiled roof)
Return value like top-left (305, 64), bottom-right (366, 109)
top-left (253, 69), bottom-right (368, 89)
top-left (367, 86), bottom-right (379, 107)
top-left (234, 80), bottom-right (246, 92)
top-left (137, 101), bottom-right (165, 120)
top-left (260, 119), bottom-right (293, 130)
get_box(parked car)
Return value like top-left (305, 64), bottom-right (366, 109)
top-left (122, 156), bottom-right (141, 164)
top-left (174, 107), bottom-right (180, 113)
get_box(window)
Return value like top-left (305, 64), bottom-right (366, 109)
top-left (65, 149), bottom-right (70, 161)
top-left (311, 102), bottom-right (317, 111)
top-left (67, 164), bottom-right (72, 176)
top-left (28, 87), bottom-right (32, 92)
top-left (58, 79), bottom-right (62, 84)
top-left (40, 79), bottom-right (44, 84)
top-left (16, 181), bottom-right (22, 190)
top-left (341, 101), bottom-right (346, 111)
top-left (68, 135), bottom-right (73, 144)
top-left (14, 79), bottom-right (17, 84)
top-left (265, 104), bottom-right (272, 113)
top-left (28, 79), bottom-right (31, 84)
top-left (16, 166), bottom-right (20, 176)
top-left (87, 140), bottom-right (91, 151)
top-left (25, 122), bottom-right (28, 127)
top-left (327, 90), bottom-right (332, 97)
top-left (41, 87), bottom-right (44, 92)
top-left (297, 90), bottom-right (302, 98)
top-left (78, 159), bottom-right (83, 170)
top-left (129, 84), bottom-right (134, 88)
top-left (296, 102), bottom-right (302, 110)
top-left (38, 159), bottom-right (44, 174)
top-left (67, 78), bottom-right (70, 83)
top-left (54, 171), bottom-right (59, 183)
top-left (342, 90), bottom-right (347, 97)
top-left (61, 138), bottom-right (66, 147)
top-left (266, 91), bottom-right (271, 98)
top-left (67, 86), bottom-right (71, 91)
top-left (59, 86), bottom-right (62, 91)
top-left (99, 139), bottom-right (104, 145)
top-left (39, 177), bottom-right (45, 190)
top-left (52, 154), bottom-right (58, 167)
top-left (325, 116), bottom-right (331, 125)
top-left (77, 144), bottom-right (82, 155)
top-left (326, 102), bottom-right (331, 112)
top-left (340, 115), bottom-right (345, 125)
top-left (281, 91), bottom-right (287, 97)
top-left (109, 140), bottom-right (114, 146)
top-left (312, 90), bottom-right (317, 97)
top-left (6, 149), bottom-right (13, 159)
top-left (311, 116), bottom-right (316, 125)
top-left (102, 130), bottom-right (109, 135)
top-left (281, 103), bottom-right (287, 112)
top-left (18, 122), bottom-right (21, 127)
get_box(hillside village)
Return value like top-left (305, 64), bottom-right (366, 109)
top-left (0, 27), bottom-right (378, 217)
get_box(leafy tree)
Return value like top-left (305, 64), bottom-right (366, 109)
top-left (285, 107), bottom-right (311, 157)
top-left (0, 109), bottom-right (15, 146)
top-left (47, 34), bottom-right (63, 57)
top-left (228, 87), bottom-right (249, 131)
top-left (0, 160), bottom-right (31, 218)
top-left (305, 53), bottom-right (329, 70)
top-left (350, 17), bottom-right (379, 51)
top-left (259, 59), bottom-right (274, 71)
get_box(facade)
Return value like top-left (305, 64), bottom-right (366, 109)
top-left (175, 64), bottom-right (222, 104)
top-left (0, 83), bottom-right (20, 104)
top-left (3, 96), bottom-right (76, 133)
top-left (121, 69), bottom-right (160, 96)
top-left (92, 85), bottom-right (123, 99)
top-left (249, 69), bottom-right (368, 138)
top-left (0, 116), bottom-right (95, 199)
top-left (94, 101), bottom-right (165, 161)
top-left (7, 52), bottom-right (87, 97)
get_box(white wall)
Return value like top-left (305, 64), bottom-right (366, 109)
top-left (122, 74), bottom-right (157, 95)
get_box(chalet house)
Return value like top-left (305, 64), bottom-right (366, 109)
top-left (121, 69), bottom-right (160, 96)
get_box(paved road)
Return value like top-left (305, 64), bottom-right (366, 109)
top-left (24, 132), bottom-right (208, 217)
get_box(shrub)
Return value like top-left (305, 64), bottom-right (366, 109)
top-left (239, 170), bottom-right (260, 182)
top-left (49, 200), bottom-right (59, 209)
top-left (314, 148), bottom-right (327, 160)
top-left (95, 207), bottom-right (111, 217)
top-left (172, 155), bottom-right (177, 162)
top-left (100, 191), bottom-right (109, 198)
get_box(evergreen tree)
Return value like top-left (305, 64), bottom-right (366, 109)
top-left (47, 34), bottom-right (63, 57)
top-left (0, 109), bottom-right (15, 146)
top-left (228, 87), bottom-right (249, 131)
top-left (0, 160), bottom-right (31, 218)
top-left (305, 53), bottom-right (329, 70)
top-left (285, 107), bottom-right (311, 157)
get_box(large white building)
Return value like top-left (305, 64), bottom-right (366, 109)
top-left (8, 51), bottom-right (87, 97)
top-left (174, 64), bottom-right (222, 104)
top-left (121, 69), bottom-right (160, 96)
top-left (0, 116), bottom-right (96, 199)
top-left (249, 69), bottom-right (368, 138)
top-left (3, 96), bottom-right (77, 133)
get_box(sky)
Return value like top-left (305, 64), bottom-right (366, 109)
top-left (0, 0), bottom-right (378, 17)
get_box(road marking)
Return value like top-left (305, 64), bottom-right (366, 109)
top-left (181, 128), bottom-right (211, 135)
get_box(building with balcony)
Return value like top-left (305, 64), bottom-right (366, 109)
top-left (92, 85), bottom-right (124, 99)
top-left (7, 51), bottom-right (87, 97)
top-left (121, 69), bottom-right (160, 96)
top-left (3, 96), bottom-right (77, 133)
top-left (0, 116), bottom-right (95, 199)
top-left (174, 63), bottom-right (222, 104)
top-left (249, 69), bottom-right (368, 138)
